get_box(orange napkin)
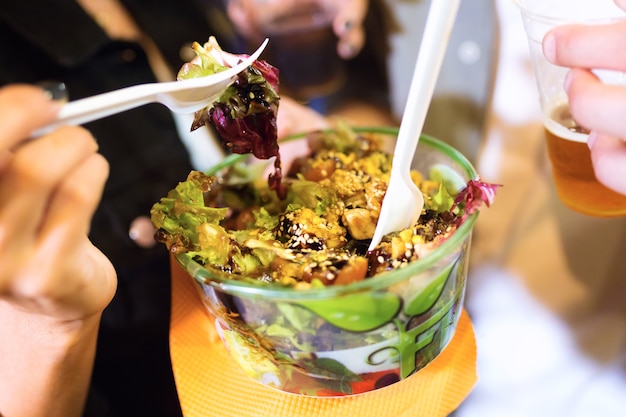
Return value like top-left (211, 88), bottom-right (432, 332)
top-left (169, 259), bottom-right (478, 417)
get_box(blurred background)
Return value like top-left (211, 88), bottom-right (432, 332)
top-left (202, 1), bottom-right (626, 412)
top-left (183, 2), bottom-right (626, 414)
top-left (10, 0), bottom-right (621, 414)
top-left (239, 0), bottom-right (626, 415)
top-left (451, 1), bottom-right (626, 416)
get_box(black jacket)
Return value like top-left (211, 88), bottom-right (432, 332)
top-left (0, 1), bottom-right (233, 416)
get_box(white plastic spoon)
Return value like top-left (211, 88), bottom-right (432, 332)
top-left (368, 0), bottom-right (461, 251)
top-left (32, 39), bottom-right (269, 137)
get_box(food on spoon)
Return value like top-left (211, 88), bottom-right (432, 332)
top-left (178, 36), bottom-right (284, 197)
top-left (150, 126), bottom-right (500, 288)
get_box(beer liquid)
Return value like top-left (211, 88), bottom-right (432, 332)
top-left (544, 103), bottom-right (626, 217)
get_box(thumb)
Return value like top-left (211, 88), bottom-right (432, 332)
top-left (615, 0), bottom-right (626, 12)
top-left (588, 131), bottom-right (626, 195)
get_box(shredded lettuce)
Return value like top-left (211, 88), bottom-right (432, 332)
top-left (151, 171), bottom-right (228, 254)
top-left (451, 178), bottom-right (500, 224)
top-left (151, 128), bottom-right (501, 287)
top-left (177, 37), bottom-right (284, 198)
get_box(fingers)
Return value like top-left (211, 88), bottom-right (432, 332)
top-left (28, 154), bottom-right (115, 319)
top-left (226, 0), bottom-right (258, 41)
top-left (276, 96), bottom-right (329, 139)
top-left (332, 0), bottom-right (368, 58)
top-left (0, 88), bottom-right (112, 320)
top-left (543, 20), bottom-right (626, 71)
top-left (565, 68), bottom-right (626, 139)
top-left (615, 0), bottom-right (626, 12)
top-left (0, 127), bottom-right (101, 290)
top-left (39, 152), bottom-right (109, 246)
top-left (588, 132), bottom-right (626, 195)
top-left (0, 127), bottom-right (99, 234)
top-left (544, 9), bottom-right (626, 198)
top-left (0, 85), bottom-right (62, 150)
top-left (336, 24), bottom-right (365, 59)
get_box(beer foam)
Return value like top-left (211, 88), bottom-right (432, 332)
top-left (543, 115), bottom-right (588, 143)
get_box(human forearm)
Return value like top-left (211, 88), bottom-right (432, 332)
top-left (0, 86), bottom-right (116, 417)
top-left (0, 301), bottom-right (101, 417)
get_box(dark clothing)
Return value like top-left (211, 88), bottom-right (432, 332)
top-left (0, 1), bottom-right (231, 416)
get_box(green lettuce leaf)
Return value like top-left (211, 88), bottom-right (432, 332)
top-left (151, 171), bottom-right (228, 253)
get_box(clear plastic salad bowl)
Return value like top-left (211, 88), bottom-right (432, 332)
top-left (174, 127), bottom-right (479, 396)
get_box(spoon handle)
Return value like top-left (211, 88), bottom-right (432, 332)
top-left (41, 84), bottom-right (159, 135)
top-left (31, 39), bottom-right (269, 138)
top-left (392, 0), bottom-right (461, 172)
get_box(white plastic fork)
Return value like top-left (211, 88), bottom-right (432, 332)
top-left (32, 39), bottom-right (268, 137)
top-left (368, 0), bottom-right (460, 251)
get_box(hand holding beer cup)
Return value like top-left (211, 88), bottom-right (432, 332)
top-left (543, 1), bottom-right (626, 197)
top-left (514, 0), bottom-right (626, 217)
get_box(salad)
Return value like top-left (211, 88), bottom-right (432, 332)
top-left (177, 36), bottom-right (285, 196)
top-left (150, 38), bottom-right (500, 396)
top-left (151, 124), bottom-right (498, 289)
top-left (150, 125), bottom-right (498, 395)
top-left (158, 38), bottom-right (499, 284)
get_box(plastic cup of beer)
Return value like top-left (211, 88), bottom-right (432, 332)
top-left (514, 0), bottom-right (626, 217)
